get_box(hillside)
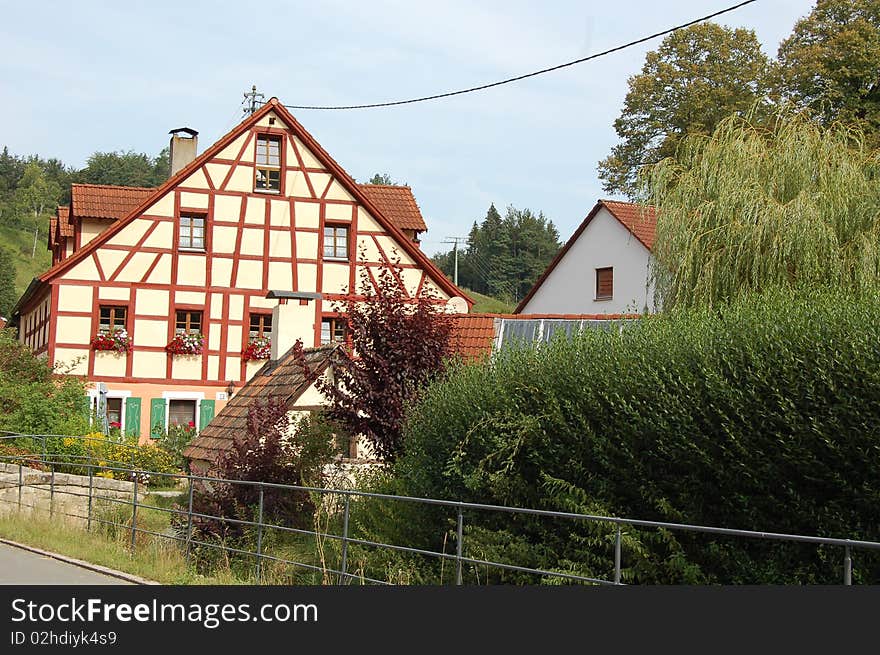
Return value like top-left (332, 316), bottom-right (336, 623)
top-left (1, 223), bottom-right (52, 300)
top-left (464, 288), bottom-right (514, 314)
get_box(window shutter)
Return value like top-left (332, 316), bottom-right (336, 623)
top-left (199, 400), bottom-right (215, 430)
top-left (149, 398), bottom-right (166, 438)
top-left (125, 398), bottom-right (141, 438)
top-left (596, 267), bottom-right (613, 299)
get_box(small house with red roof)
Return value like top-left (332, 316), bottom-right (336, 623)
top-left (515, 200), bottom-right (657, 315)
top-left (13, 98), bottom-right (470, 440)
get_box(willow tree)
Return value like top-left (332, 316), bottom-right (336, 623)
top-left (644, 112), bottom-right (880, 310)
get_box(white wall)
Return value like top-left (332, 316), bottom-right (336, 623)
top-left (520, 207), bottom-right (655, 315)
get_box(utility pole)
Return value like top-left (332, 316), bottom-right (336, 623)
top-left (243, 85), bottom-right (265, 116)
top-left (442, 237), bottom-right (468, 286)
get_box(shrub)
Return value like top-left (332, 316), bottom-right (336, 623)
top-left (187, 397), bottom-right (336, 540)
top-left (389, 289), bottom-right (880, 583)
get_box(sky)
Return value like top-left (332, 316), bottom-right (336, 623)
top-left (0, 0), bottom-right (814, 256)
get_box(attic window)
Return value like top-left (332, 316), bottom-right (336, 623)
top-left (596, 267), bottom-right (613, 300)
top-left (179, 214), bottom-right (205, 250)
top-left (255, 134), bottom-right (281, 192)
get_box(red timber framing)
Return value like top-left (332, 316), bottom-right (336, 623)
top-left (25, 97), bottom-right (471, 392)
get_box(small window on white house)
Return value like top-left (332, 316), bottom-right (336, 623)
top-left (320, 317), bottom-right (347, 345)
top-left (179, 214), bottom-right (205, 250)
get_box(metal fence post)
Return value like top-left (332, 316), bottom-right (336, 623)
top-left (339, 495), bottom-right (351, 585)
top-left (614, 525), bottom-right (622, 585)
top-left (17, 461), bottom-right (22, 510)
top-left (254, 484), bottom-right (264, 583)
top-left (456, 506), bottom-right (464, 586)
top-left (184, 476), bottom-right (194, 562)
top-left (49, 463), bottom-right (55, 518)
top-left (87, 465), bottom-right (93, 532)
top-left (130, 456), bottom-right (138, 551)
top-left (844, 545), bottom-right (852, 585)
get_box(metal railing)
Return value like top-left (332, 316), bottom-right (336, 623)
top-left (1, 434), bottom-right (878, 585)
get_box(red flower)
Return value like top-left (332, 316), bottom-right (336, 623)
top-left (109, 421), bottom-right (121, 429)
top-left (187, 421), bottom-right (195, 428)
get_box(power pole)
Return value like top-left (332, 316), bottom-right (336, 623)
top-left (243, 85), bottom-right (265, 116)
top-left (442, 237), bottom-right (468, 286)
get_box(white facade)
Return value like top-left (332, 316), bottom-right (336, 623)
top-left (518, 206), bottom-right (655, 315)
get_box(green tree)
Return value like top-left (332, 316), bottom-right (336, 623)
top-left (0, 249), bottom-right (16, 318)
top-left (775, 0), bottom-right (880, 141)
top-left (435, 204), bottom-right (560, 301)
top-left (13, 162), bottom-right (61, 221)
top-left (598, 22), bottom-right (770, 197)
top-left (366, 172), bottom-right (396, 185)
top-left (77, 150), bottom-right (167, 187)
top-left (644, 112), bottom-right (880, 310)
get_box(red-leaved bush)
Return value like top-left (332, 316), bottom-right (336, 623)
top-left (317, 255), bottom-right (454, 462)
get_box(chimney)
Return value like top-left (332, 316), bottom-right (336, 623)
top-left (169, 127), bottom-right (199, 176)
top-left (265, 291), bottom-right (323, 361)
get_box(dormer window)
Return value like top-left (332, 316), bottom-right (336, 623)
top-left (255, 134), bottom-right (281, 192)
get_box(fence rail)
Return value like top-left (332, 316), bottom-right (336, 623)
top-left (1, 433), bottom-right (878, 585)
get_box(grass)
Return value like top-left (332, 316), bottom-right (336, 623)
top-left (463, 288), bottom-right (515, 314)
top-left (0, 489), bottom-right (348, 585)
top-left (0, 222), bottom-right (52, 297)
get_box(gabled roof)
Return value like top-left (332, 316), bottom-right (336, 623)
top-left (183, 344), bottom-right (337, 465)
top-left (70, 183), bottom-right (155, 221)
top-left (514, 200), bottom-right (657, 313)
top-left (358, 184), bottom-right (427, 232)
top-left (38, 98), bottom-right (471, 307)
top-left (601, 200), bottom-right (657, 250)
top-left (58, 205), bottom-right (73, 237)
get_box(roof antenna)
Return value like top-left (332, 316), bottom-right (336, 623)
top-left (243, 85), bottom-right (265, 116)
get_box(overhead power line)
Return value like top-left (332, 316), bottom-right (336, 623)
top-left (283, 0), bottom-right (757, 111)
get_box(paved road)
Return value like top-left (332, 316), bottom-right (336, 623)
top-left (0, 544), bottom-right (131, 585)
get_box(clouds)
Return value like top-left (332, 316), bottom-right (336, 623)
top-left (0, 0), bottom-right (813, 254)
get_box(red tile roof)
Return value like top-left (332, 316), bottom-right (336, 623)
top-left (601, 200), bottom-right (657, 250)
top-left (514, 200), bottom-right (656, 313)
top-left (450, 313), bottom-right (497, 360)
top-left (58, 205), bottom-right (73, 237)
top-left (358, 184), bottom-right (428, 232)
top-left (71, 183), bottom-right (155, 221)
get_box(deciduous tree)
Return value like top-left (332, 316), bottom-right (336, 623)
top-left (598, 23), bottom-right (770, 197)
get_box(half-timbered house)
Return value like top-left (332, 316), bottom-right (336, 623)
top-left (14, 98), bottom-right (470, 440)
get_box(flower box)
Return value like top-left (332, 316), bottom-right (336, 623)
top-left (242, 336), bottom-right (271, 361)
top-left (91, 328), bottom-right (132, 354)
top-left (165, 332), bottom-right (205, 356)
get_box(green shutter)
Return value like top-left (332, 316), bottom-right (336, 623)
top-left (125, 398), bottom-right (141, 438)
top-left (150, 398), bottom-right (166, 439)
top-left (199, 400), bottom-right (215, 431)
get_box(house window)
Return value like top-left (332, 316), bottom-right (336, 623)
top-left (98, 306), bottom-right (127, 333)
top-left (168, 399), bottom-right (197, 428)
top-left (321, 317), bottom-right (347, 345)
top-left (323, 225), bottom-right (349, 259)
top-left (255, 134), bottom-right (282, 191)
top-left (179, 214), bottom-right (205, 250)
top-left (248, 313), bottom-right (272, 338)
top-left (106, 397), bottom-right (123, 427)
top-left (596, 267), bottom-right (613, 300)
top-left (175, 310), bottom-right (202, 335)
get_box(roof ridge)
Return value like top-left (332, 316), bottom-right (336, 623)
top-left (359, 183), bottom-right (412, 189)
top-left (71, 183), bottom-right (156, 191)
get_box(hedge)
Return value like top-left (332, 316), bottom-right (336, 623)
top-left (387, 289), bottom-right (880, 583)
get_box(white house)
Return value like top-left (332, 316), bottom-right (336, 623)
top-left (515, 200), bottom-right (657, 315)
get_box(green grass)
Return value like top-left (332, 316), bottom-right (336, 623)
top-left (463, 288), bottom-right (514, 314)
top-left (0, 491), bottom-right (347, 585)
top-left (0, 223), bottom-right (52, 296)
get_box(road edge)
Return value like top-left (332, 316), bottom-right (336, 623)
top-left (0, 537), bottom-right (160, 585)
